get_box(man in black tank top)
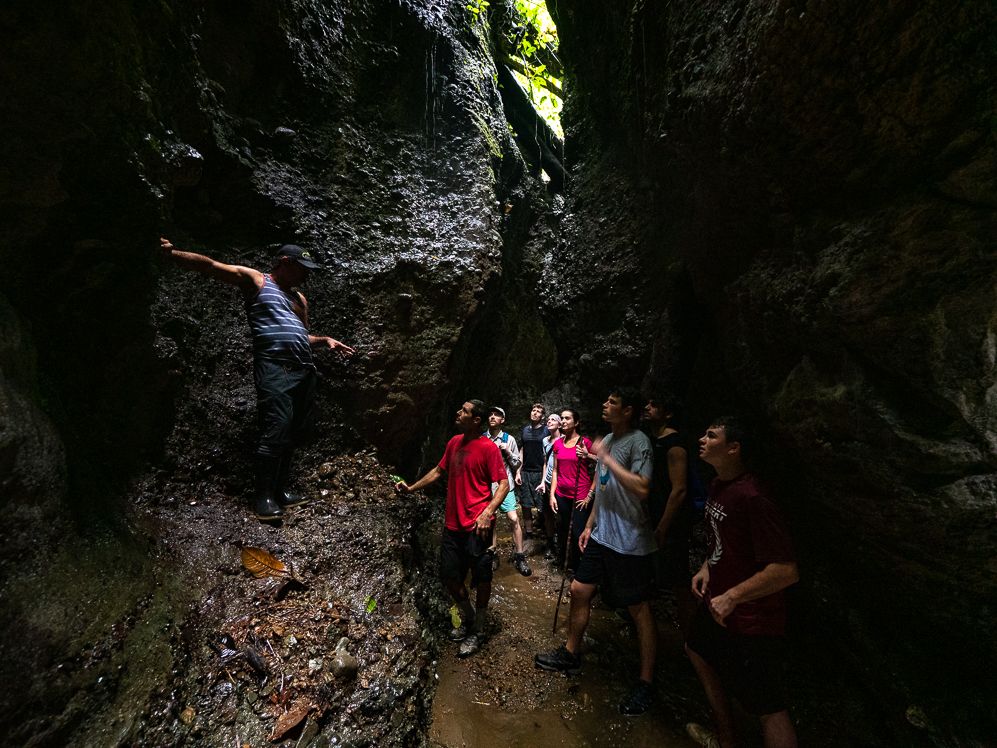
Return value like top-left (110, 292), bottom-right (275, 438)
top-left (643, 396), bottom-right (696, 628)
top-left (159, 237), bottom-right (354, 522)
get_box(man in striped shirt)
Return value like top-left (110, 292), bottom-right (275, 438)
top-left (159, 237), bottom-right (354, 522)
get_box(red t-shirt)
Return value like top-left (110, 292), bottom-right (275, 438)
top-left (704, 473), bottom-right (795, 636)
top-left (438, 433), bottom-right (507, 532)
top-left (552, 435), bottom-right (594, 502)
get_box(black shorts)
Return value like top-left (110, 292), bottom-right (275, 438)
top-left (686, 604), bottom-right (789, 715)
top-left (573, 538), bottom-right (654, 608)
top-left (439, 527), bottom-right (495, 587)
top-left (655, 510), bottom-right (692, 587)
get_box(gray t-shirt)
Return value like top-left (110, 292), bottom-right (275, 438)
top-left (590, 429), bottom-right (656, 556)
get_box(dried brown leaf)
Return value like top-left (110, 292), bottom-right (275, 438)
top-left (241, 547), bottom-right (290, 579)
top-left (270, 702), bottom-right (311, 741)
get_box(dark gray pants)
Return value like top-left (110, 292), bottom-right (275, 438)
top-left (254, 358), bottom-right (316, 458)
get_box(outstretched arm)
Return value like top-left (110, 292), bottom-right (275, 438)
top-left (395, 466), bottom-right (444, 494)
top-left (309, 334), bottom-right (355, 355)
top-left (159, 237), bottom-right (262, 295)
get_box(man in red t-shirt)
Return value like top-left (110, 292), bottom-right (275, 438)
top-left (684, 416), bottom-right (799, 748)
top-left (396, 399), bottom-right (509, 657)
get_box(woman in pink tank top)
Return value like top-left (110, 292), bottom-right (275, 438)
top-left (549, 408), bottom-right (595, 570)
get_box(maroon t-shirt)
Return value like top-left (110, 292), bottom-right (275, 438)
top-left (438, 433), bottom-right (507, 532)
top-left (704, 473), bottom-right (795, 636)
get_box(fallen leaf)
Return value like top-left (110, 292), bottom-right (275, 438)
top-left (271, 702), bottom-right (311, 741)
top-left (179, 706), bottom-right (196, 725)
top-left (241, 547), bottom-right (290, 579)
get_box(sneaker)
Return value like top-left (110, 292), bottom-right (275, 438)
top-left (448, 624), bottom-right (469, 642)
top-left (534, 645), bottom-right (581, 673)
top-left (513, 553), bottom-right (532, 577)
top-left (685, 722), bottom-right (721, 748)
top-left (619, 679), bottom-right (653, 716)
top-left (458, 632), bottom-right (483, 657)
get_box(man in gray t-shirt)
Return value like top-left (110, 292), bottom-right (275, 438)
top-left (590, 428), bottom-right (655, 555)
top-left (535, 387), bottom-right (659, 716)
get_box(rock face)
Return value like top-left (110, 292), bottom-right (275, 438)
top-left (0, 0), bottom-right (553, 744)
top-left (1, 0), bottom-right (994, 744)
top-left (545, 0), bottom-right (997, 741)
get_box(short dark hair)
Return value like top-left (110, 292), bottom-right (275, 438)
top-left (468, 399), bottom-right (488, 430)
top-left (712, 415), bottom-right (752, 462)
top-left (531, 402), bottom-right (545, 414)
top-left (647, 394), bottom-right (683, 426)
top-left (609, 386), bottom-right (643, 425)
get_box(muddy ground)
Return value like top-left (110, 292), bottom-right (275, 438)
top-left (19, 452), bottom-right (894, 747)
top-left (109, 452), bottom-right (450, 747)
top-left (428, 526), bottom-right (707, 748)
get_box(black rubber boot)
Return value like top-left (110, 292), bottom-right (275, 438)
top-left (254, 454), bottom-right (284, 522)
top-left (275, 451), bottom-right (309, 508)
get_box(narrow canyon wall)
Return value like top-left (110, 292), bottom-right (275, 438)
top-left (546, 0), bottom-right (997, 741)
top-left (0, 1), bottom-right (554, 743)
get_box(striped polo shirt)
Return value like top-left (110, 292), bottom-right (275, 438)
top-left (245, 274), bottom-right (314, 367)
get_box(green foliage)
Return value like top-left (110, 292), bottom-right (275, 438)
top-left (467, 0), bottom-right (490, 20)
top-left (506, 0), bottom-right (562, 137)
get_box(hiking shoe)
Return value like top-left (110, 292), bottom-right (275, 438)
top-left (448, 624), bottom-right (469, 642)
top-left (458, 632), bottom-right (483, 657)
top-left (543, 547), bottom-right (555, 560)
top-left (534, 645), bottom-right (581, 673)
top-left (619, 679), bottom-right (653, 716)
top-left (277, 490), bottom-right (309, 508)
top-left (253, 496), bottom-right (284, 522)
top-left (686, 722), bottom-right (721, 748)
top-left (513, 553), bottom-right (532, 577)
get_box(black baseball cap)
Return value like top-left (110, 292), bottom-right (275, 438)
top-left (276, 244), bottom-right (320, 269)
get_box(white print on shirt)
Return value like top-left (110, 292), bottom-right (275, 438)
top-left (705, 499), bottom-right (727, 566)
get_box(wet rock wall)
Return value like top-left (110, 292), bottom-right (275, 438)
top-left (546, 0), bottom-right (997, 742)
top-left (0, 0), bottom-right (553, 743)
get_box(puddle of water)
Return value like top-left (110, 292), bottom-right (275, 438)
top-left (429, 525), bottom-right (703, 747)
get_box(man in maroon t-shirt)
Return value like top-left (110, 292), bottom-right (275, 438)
top-left (396, 399), bottom-right (509, 658)
top-left (684, 416), bottom-right (799, 748)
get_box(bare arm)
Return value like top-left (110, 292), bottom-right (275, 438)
top-left (309, 333), bottom-right (356, 354)
top-left (159, 237), bottom-right (262, 295)
top-left (708, 562), bottom-right (800, 626)
top-left (475, 479), bottom-right (509, 537)
top-left (597, 446), bottom-right (649, 500)
top-left (691, 561), bottom-right (709, 599)
top-left (294, 291), bottom-right (354, 355)
top-left (548, 462), bottom-right (559, 513)
top-left (395, 465), bottom-right (444, 494)
top-left (655, 446), bottom-right (688, 540)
